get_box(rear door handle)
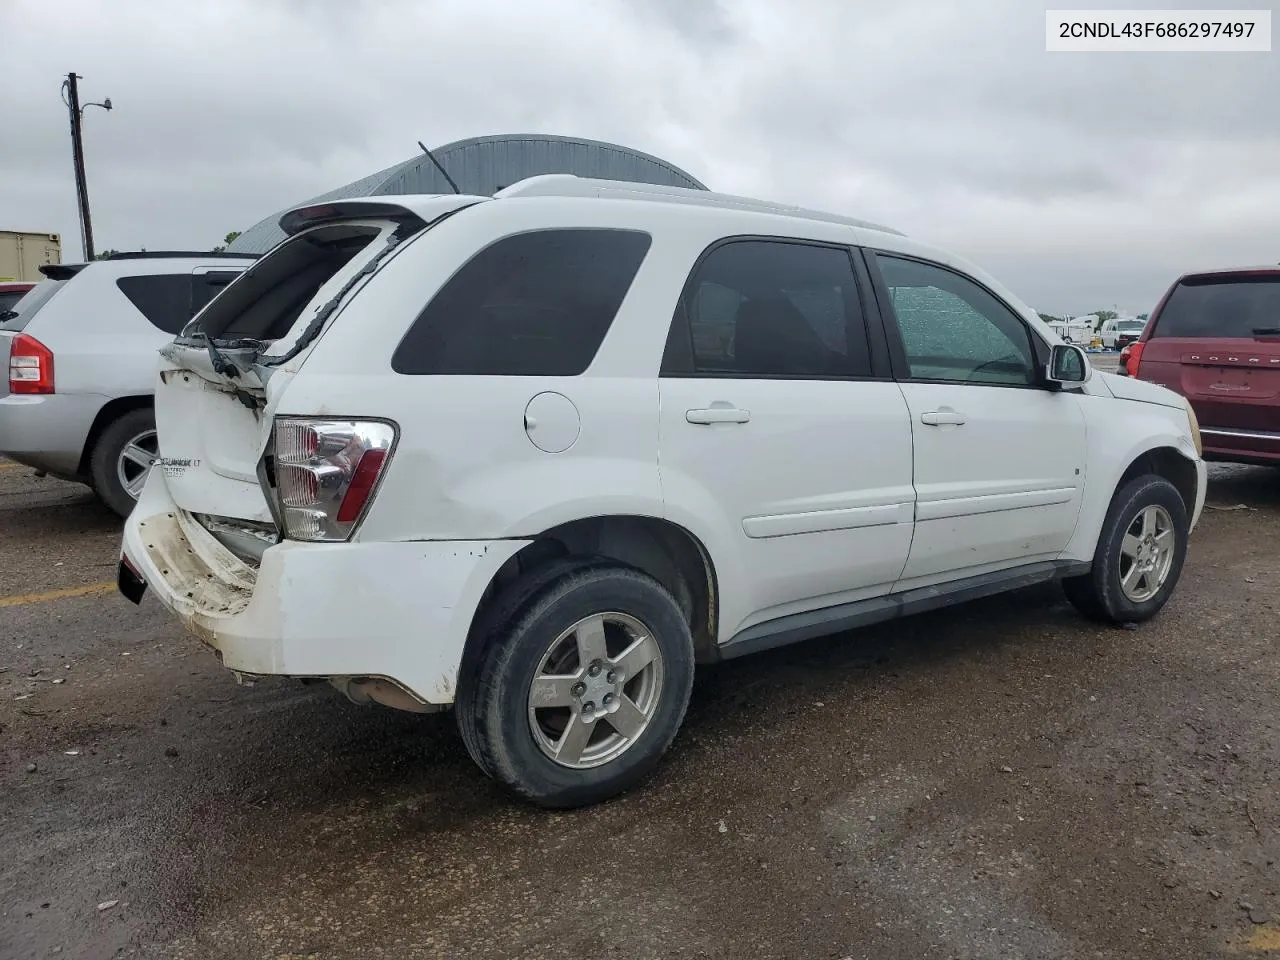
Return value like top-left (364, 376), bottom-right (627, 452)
top-left (920, 408), bottom-right (966, 426)
top-left (686, 406), bottom-right (751, 425)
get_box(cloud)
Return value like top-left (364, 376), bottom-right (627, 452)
top-left (1, 0), bottom-right (1274, 314)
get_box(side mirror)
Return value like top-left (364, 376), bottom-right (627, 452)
top-left (1047, 343), bottom-right (1092, 387)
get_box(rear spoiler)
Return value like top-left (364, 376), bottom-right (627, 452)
top-left (278, 196), bottom-right (485, 237)
top-left (39, 263), bottom-right (89, 281)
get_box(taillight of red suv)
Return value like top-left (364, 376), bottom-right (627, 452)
top-left (8, 333), bottom-right (55, 394)
top-left (1117, 340), bottom-right (1145, 378)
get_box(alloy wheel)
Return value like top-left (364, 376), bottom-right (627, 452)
top-left (527, 612), bottom-right (665, 769)
top-left (116, 428), bottom-right (158, 501)
top-left (1118, 504), bottom-right (1176, 603)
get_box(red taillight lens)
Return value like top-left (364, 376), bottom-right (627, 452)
top-left (1121, 341), bottom-right (1146, 378)
top-left (270, 418), bottom-right (395, 542)
top-left (336, 448), bottom-right (388, 523)
top-left (8, 333), bottom-right (54, 394)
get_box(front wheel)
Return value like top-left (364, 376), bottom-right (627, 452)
top-left (456, 564), bottom-right (695, 809)
top-left (1063, 474), bottom-right (1189, 624)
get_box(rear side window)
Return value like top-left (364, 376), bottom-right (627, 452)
top-left (393, 229), bottom-right (652, 376)
top-left (117, 274), bottom-right (198, 335)
top-left (662, 239), bottom-right (872, 378)
top-left (0, 291), bottom-right (27, 314)
top-left (1152, 276), bottom-right (1280, 339)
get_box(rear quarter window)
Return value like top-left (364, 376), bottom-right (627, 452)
top-left (117, 274), bottom-right (198, 335)
top-left (1153, 276), bottom-right (1280, 339)
top-left (392, 228), bottom-right (652, 376)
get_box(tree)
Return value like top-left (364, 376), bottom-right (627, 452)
top-left (1138, 312), bottom-right (1149, 321)
top-left (1037, 312), bottom-right (1064, 324)
top-left (211, 230), bottom-right (242, 253)
top-left (93, 249), bottom-right (122, 260)
top-left (1091, 309), bottom-right (1118, 330)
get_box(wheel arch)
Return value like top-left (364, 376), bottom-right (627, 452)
top-left (77, 395), bottom-right (154, 476)
top-left (461, 514), bottom-right (721, 679)
top-left (1115, 444), bottom-right (1199, 516)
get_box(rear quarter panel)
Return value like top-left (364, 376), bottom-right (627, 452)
top-left (292, 200), bottom-right (694, 544)
top-left (24, 274), bottom-right (162, 402)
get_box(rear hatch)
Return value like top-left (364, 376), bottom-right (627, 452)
top-left (1138, 271), bottom-right (1280, 441)
top-left (150, 196), bottom-right (481, 558)
top-left (0, 269), bottom-right (80, 399)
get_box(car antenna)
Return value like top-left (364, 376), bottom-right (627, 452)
top-left (418, 141), bottom-right (461, 194)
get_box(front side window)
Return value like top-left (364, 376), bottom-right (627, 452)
top-left (874, 254), bottom-right (1037, 386)
top-left (664, 239), bottom-right (872, 378)
top-left (393, 228), bottom-right (651, 377)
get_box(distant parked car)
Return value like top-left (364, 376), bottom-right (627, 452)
top-left (0, 251), bottom-right (256, 515)
top-left (0, 281), bottom-right (35, 317)
top-left (1121, 265), bottom-right (1279, 466)
top-left (1100, 317), bottom-right (1147, 351)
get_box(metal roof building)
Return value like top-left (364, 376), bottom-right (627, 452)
top-left (227, 133), bottom-right (707, 254)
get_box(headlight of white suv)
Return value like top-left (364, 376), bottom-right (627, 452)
top-left (1184, 398), bottom-right (1203, 457)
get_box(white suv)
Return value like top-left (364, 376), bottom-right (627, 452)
top-left (118, 177), bottom-right (1207, 808)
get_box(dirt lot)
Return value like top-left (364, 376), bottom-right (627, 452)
top-left (2, 438), bottom-right (1278, 959)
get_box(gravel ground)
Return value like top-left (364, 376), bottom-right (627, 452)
top-left (1, 424), bottom-right (1277, 959)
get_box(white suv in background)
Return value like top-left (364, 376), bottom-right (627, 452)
top-left (118, 177), bottom-right (1206, 808)
top-left (0, 252), bottom-right (256, 515)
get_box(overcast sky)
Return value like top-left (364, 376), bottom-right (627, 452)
top-left (2, 0), bottom-right (1276, 315)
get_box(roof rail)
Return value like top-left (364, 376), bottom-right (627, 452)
top-left (494, 175), bottom-right (904, 237)
top-left (104, 250), bottom-right (260, 260)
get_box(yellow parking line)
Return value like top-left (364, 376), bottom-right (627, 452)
top-left (1242, 926), bottom-right (1280, 952)
top-left (0, 582), bottom-right (116, 608)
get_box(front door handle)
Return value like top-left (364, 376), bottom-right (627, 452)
top-left (686, 405), bottom-right (751, 425)
top-left (920, 407), bottom-right (966, 426)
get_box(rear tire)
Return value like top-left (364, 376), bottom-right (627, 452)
top-left (89, 408), bottom-right (157, 519)
top-left (456, 563), bottom-right (695, 809)
top-left (1063, 474), bottom-right (1189, 625)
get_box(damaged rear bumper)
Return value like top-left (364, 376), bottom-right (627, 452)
top-left (119, 470), bottom-right (528, 706)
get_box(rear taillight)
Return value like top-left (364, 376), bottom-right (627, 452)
top-left (1119, 341), bottom-right (1146, 378)
top-left (270, 418), bottom-right (396, 542)
top-left (8, 334), bottom-right (54, 394)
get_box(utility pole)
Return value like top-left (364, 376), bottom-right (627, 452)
top-left (61, 73), bottom-right (111, 261)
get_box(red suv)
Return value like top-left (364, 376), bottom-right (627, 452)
top-left (1120, 266), bottom-right (1280, 465)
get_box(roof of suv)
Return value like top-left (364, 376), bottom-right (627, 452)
top-left (1175, 265), bottom-right (1280, 281)
top-left (40, 251), bottom-right (259, 281)
top-left (278, 174), bottom-right (906, 241)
